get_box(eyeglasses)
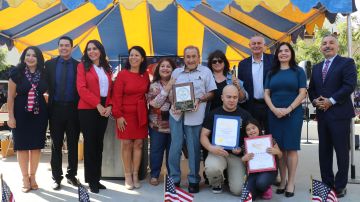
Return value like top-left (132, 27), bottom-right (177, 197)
top-left (211, 59), bottom-right (224, 64)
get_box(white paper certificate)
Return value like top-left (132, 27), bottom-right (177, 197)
top-left (245, 135), bottom-right (276, 173)
top-left (212, 115), bottom-right (241, 149)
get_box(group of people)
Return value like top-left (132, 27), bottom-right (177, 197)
top-left (7, 33), bottom-right (356, 200)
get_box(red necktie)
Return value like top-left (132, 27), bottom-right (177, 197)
top-left (322, 60), bottom-right (330, 82)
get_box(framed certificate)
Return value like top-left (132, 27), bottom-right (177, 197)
top-left (211, 115), bottom-right (241, 150)
top-left (172, 82), bottom-right (195, 111)
top-left (244, 135), bottom-right (276, 173)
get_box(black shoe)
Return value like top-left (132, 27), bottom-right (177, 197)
top-left (98, 182), bottom-right (107, 189)
top-left (52, 181), bottom-right (61, 190)
top-left (188, 183), bottom-right (199, 193)
top-left (89, 183), bottom-right (99, 193)
top-left (336, 188), bottom-right (347, 198)
top-left (276, 188), bottom-right (285, 194)
top-left (67, 177), bottom-right (80, 187)
top-left (285, 185), bottom-right (295, 197)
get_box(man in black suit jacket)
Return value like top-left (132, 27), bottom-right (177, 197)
top-left (45, 36), bottom-right (80, 190)
top-left (238, 35), bottom-right (273, 133)
top-left (308, 34), bottom-right (357, 198)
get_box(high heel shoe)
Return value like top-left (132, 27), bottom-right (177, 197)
top-left (124, 173), bottom-right (134, 190)
top-left (133, 172), bottom-right (141, 189)
top-left (22, 176), bottom-right (31, 193)
top-left (276, 181), bottom-right (287, 194)
top-left (29, 174), bottom-right (38, 190)
top-left (285, 185), bottom-right (295, 197)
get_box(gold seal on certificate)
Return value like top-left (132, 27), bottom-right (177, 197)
top-left (172, 82), bottom-right (195, 111)
top-left (244, 135), bottom-right (277, 173)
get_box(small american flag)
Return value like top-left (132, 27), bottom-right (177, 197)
top-left (311, 179), bottom-right (338, 202)
top-left (164, 175), bottom-right (193, 202)
top-left (78, 184), bottom-right (90, 202)
top-left (239, 181), bottom-right (252, 202)
top-left (1, 175), bottom-right (15, 202)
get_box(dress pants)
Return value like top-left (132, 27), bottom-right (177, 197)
top-left (50, 103), bottom-right (80, 182)
top-left (79, 107), bottom-right (108, 185)
top-left (318, 117), bottom-right (350, 190)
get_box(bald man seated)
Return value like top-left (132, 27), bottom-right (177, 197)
top-left (200, 85), bottom-right (252, 195)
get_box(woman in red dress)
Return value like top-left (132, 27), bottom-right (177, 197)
top-left (112, 46), bottom-right (150, 189)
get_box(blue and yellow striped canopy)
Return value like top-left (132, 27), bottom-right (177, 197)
top-left (0, 0), bottom-right (356, 66)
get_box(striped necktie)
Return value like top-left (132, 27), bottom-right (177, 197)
top-left (322, 60), bottom-right (330, 82)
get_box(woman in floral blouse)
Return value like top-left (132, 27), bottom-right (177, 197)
top-left (147, 58), bottom-right (176, 185)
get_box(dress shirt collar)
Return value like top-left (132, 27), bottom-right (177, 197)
top-left (180, 64), bottom-right (201, 73)
top-left (325, 55), bottom-right (337, 64)
top-left (252, 54), bottom-right (263, 63)
top-left (59, 57), bottom-right (70, 64)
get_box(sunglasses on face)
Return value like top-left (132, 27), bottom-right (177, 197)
top-left (212, 59), bottom-right (224, 64)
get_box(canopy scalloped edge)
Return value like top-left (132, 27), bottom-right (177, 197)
top-left (4, 0), bottom-right (356, 13)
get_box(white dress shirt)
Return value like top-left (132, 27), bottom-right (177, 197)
top-left (252, 54), bottom-right (264, 99)
top-left (93, 64), bottom-right (109, 97)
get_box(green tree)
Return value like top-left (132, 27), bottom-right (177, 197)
top-left (294, 19), bottom-right (360, 79)
top-left (0, 47), bottom-right (8, 71)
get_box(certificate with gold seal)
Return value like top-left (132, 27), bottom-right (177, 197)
top-left (172, 82), bottom-right (195, 111)
top-left (244, 135), bottom-right (277, 173)
top-left (211, 115), bottom-right (241, 150)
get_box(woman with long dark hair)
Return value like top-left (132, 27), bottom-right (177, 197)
top-left (77, 40), bottom-right (113, 193)
top-left (7, 46), bottom-right (48, 192)
top-left (147, 58), bottom-right (176, 186)
top-left (264, 42), bottom-right (306, 198)
top-left (112, 46), bottom-right (150, 189)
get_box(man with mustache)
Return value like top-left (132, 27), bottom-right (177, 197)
top-left (308, 34), bottom-right (357, 198)
top-left (168, 46), bottom-right (216, 193)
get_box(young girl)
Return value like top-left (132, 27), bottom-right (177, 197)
top-left (241, 119), bottom-right (282, 200)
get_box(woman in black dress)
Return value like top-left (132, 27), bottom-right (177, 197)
top-left (7, 46), bottom-right (48, 193)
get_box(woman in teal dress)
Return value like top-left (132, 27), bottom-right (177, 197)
top-left (264, 42), bottom-right (306, 198)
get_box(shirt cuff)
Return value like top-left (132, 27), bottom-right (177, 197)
top-left (329, 97), bottom-right (336, 105)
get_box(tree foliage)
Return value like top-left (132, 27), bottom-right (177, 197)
top-left (0, 48), bottom-right (8, 71)
top-left (293, 19), bottom-right (360, 79)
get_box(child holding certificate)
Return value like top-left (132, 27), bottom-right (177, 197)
top-left (241, 119), bottom-right (282, 200)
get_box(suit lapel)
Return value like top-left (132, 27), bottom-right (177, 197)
top-left (51, 57), bottom-right (59, 89)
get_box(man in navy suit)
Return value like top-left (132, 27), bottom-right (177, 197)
top-left (238, 35), bottom-right (273, 133)
top-left (45, 36), bottom-right (81, 190)
top-left (308, 34), bottom-right (357, 198)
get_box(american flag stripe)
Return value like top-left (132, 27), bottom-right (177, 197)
top-left (165, 194), bottom-right (179, 201)
top-left (312, 196), bottom-right (322, 202)
top-left (327, 191), bottom-right (338, 202)
top-left (176, 188), bottom-right (193, 201)
top-left (164, 175), bottom-right (193, 202)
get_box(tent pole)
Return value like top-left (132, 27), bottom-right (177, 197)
top-left (348, 13), bottom-right (360, 184)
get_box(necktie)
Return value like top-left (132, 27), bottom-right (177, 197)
top-left (59, 61), bottom-right (68, 101)
top-left (322, 60), bottom-right (330, 82)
